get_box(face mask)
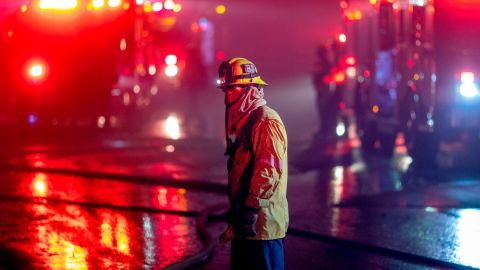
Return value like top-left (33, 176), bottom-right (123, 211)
top-left (224, 85), bottom-right (246, 106)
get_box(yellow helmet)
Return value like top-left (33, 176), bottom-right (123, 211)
top-left (217, 57), bottom-right (268, 88)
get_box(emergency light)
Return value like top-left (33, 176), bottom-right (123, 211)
top-left (39, 0), bottom-right (78, 10)
top-left (29, 64), bottom-right (44, 78)
top-left (459, 72), bottom-right (479, 98)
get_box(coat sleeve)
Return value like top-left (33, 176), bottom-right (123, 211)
top-left (244, 119), bottom-right (287, 209)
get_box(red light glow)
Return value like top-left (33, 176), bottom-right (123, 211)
top-left (364, 69), bottom-right (371, 78)
top-left (334, 72), bottom-right (346, 83)
top-left (345, 11), bottom-right (362, 21)
top-left (191, 22), bottom-right (200, 33)
top-left (216, 50), bottom-right (225, 60)
top-left (30, 64), bottom-right (44, 78)
top-left (32, 173), bottom-right (48, 197)
top-left (345, 56), bottom-right (356, 66)
top-left (407, 59), bottom-right (415, 69)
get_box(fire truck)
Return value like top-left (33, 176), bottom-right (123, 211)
top-left (338, 0), bottom-right (480, 165)
top-left (0, 0), bottom-right (211, 132)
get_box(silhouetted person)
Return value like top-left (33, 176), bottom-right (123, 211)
top-left (312, 41), bottom-right (340, 140)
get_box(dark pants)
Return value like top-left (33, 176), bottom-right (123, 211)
top-left (231, 238), bottom-right (284, 270)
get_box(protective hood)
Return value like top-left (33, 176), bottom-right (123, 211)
top-left (225, 86), bottom-right (266, 154)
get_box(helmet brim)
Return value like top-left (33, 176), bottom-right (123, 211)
top-left (217, 77), bottom-right (269, 88)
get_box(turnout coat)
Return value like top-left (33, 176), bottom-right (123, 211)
top-left (226, 105), bottom-right (289, 240)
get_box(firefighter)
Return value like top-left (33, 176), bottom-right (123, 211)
top-left (217, 57), bottom-right (289, 270)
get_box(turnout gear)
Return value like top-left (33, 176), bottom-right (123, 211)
top-left (226, 105), bottom-right (289, 241)
top-left (232, 206), bottom-right (260, 238)
top-left (217, 57), bottom-right (288, 269)
top-left (217, 57), bottom-right (268, 88)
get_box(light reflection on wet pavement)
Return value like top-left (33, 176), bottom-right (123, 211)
top-left (0, 167), bottom-right (226, 269)
top-left (0, 171), bottom-right (226, 213)
top-left (287, 144), bottom-right (480, 269)
top-left (0, 200), bottom-right (202, 269)
top-left (5, 138), bottom-right (227, 183)
top-left (2, 138), bottom-right (480, 269)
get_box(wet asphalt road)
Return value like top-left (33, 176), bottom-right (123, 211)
top-left (2, 1), bottom-right (479, 267)
top-left (0, 138), bottom-right (227, 269)
top-left (0, 135), bottom-right (479, 269)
